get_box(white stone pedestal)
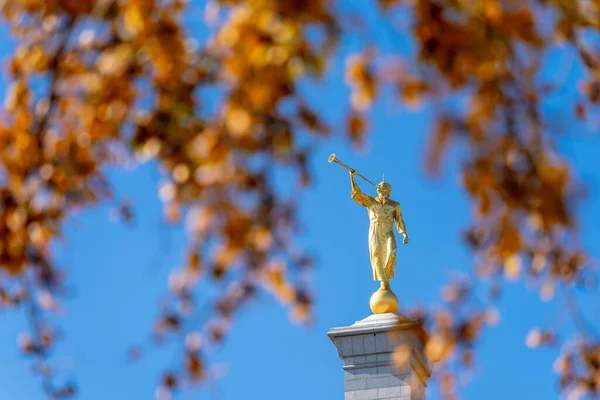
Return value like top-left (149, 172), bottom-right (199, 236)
top-left (328, 313), bottom-right (433, 400)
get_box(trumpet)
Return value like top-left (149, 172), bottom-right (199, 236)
top-left (328, 153), bottom-right (378, 188)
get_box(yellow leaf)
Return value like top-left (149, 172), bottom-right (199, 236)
top-left (504, 255), bottom-right (522, 281)
top-left (226, 107), bottom-right (252, 137)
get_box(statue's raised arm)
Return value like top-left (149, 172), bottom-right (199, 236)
top-left (350, 171), bottom-right (374, 207)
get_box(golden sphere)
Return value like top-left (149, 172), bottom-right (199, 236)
top-left (370, 288), bottom-right (398, 314)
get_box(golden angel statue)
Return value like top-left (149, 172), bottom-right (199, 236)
top-left (328, 153), bottom-right (408, 314)
top-left (350, 170), bottom-right (408, 291)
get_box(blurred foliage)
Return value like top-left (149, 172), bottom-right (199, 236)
top-left (0, 0), bottom-right (598, 398)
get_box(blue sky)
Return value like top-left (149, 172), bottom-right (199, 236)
top-left (1, 2), bottom-right (600, 400)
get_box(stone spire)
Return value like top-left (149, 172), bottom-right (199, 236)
top-left (328, 313), bottom-right (433, 400)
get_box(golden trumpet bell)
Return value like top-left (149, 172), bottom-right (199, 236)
top-left (328, 153), bottom-right (336, 162)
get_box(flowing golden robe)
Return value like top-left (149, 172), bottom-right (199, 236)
top-left (351, 180), bottom-right (406, 284)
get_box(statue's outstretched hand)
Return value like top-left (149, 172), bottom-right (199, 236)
top-left (403, 235), bottom-right (409, 244)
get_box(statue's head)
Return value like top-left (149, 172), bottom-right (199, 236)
top-left (377, 181), bottom-right (392, 199)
